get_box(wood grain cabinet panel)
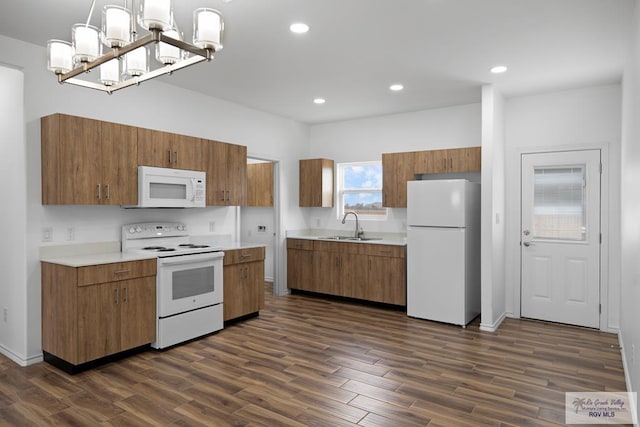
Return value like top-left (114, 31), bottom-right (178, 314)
top-left (42, 260), bottom-right (156, 367)
top-left (247, 162), bottom-right (274, 207)
top-left (288, 239), bottom-right (406, 305)
top-left (287, 239), bottom-right (314, 291)
top-left (41, 114), bottom-right (137, 205)
top-left (299, 159), bottom-right (334, 207)
top-left (382, 146), bottom-right (481, 208)
top-left (205, 140), bottom-right (247, 206)
top-left (223, 247), bottom-right (265, 321)
top-left (382, 152), bottom-right (417, 208)
top-left (137, 128), bottom-right (205, 171)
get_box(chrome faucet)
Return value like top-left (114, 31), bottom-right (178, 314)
top-left (342, 211), bottom-right (364, 238)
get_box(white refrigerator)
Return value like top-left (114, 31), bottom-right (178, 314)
top-left (406, 179), bottom-right (481, 326)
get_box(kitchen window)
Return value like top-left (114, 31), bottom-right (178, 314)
top-left (337, 161), bottom-right (387, 220)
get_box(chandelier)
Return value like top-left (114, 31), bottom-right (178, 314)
top-left (46, 0), bottom-right (224, 94)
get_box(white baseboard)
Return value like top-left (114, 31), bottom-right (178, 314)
top-left (479, 311), bottom-right (507, 332)
top-left (617, 331), bottom-right (639, 426)
top-left (0, 344), bottom-right (43, 367)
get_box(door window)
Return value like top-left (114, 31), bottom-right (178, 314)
top-left (532, 166), bottom-right (586, 241)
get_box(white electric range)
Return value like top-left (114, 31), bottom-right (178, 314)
top-left (122, 222), bottom-right (224, 349)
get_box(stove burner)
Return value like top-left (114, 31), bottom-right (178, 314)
top-left (179, 244), bottom-right (210, 249)
top-left (157, 248), bottom-right (177, 252)
top-left (143, 246), bottom-right (166, 250)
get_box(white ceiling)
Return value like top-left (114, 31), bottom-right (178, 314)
top-left (0, 0), bottom-right (635, 124)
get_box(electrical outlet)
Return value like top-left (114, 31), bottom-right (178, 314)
top-left (3, 308), bottom-right (7, 323)
top-left (66, 227), bottom-right (75, 241)
top-left (42, 227), bottom-right (53, 242)
top-left (258, 225), bottom-right (267, 232)
top-left (209, 221), bottom-right (215, 232)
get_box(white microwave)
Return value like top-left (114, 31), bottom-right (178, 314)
top-left (129, 166), bottom-right (206, 208)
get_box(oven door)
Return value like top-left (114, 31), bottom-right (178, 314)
top-left (157, 251), bottom-right (223, 318)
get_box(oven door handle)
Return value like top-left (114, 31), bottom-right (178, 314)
top-left (158, 253), bottom-right (223, 266)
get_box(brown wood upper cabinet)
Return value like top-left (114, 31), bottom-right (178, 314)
top-left (247, 162), bottom-right (274, 207)
top-left (414, 147), bottom-right (481, 174)
top-left (205, 140), bottom-right (247, 206)
top-left (41, 114), bottom-right (138, 205)
top-left (382, 146), bottom-right (481, 208)
top-left (299, 158), bottom-right (334, 207)
top-left (137, 128), bottom-right (205, 171)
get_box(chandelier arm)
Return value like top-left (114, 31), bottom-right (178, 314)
top-left (158, 33), bottom-right (214, 59)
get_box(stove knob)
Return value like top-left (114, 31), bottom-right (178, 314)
top-left (135, 226), bottom-right (142, 233)
top-left (128, 227), bottom-right (135, 234)
top-left (177, 224), bottom-right (185, 231)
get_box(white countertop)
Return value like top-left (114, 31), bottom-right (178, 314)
top-left (287, 229), bottom-right (406, 246)
top-left (40, 241), bottom-right (266, 267)
top-left (41, 251), bottom-right (158, 267)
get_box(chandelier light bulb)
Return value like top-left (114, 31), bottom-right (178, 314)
top-left (102, 5), bottom-right (132, 48)
top-left (72, 24), bottom-right (100, 63)
top-left (125, 46), bottom-right (148, 77)
top-left (139, 0), bottom-right (173, 31)
top-left (194, 8), bottom-right (224, 51)
top-left (157, 29), bottom-right (182, 65)
top-left (47, 40), bottom-right (73, 74)
top-left (100, 58), bottom-right (120, 86)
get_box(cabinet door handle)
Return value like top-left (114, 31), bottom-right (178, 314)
top-left (442, 158), bottom-right (446, 170)
top-left (449, 158), bottom-right (453, 169)
top-left (240, 253), bottom-right (251, 259)
top-left (97, 184), bottom-right (101, 201)
top-left (105, 184), bottom-right (110, 200)
top-left (168, 150), bottom-right (172, 165)
top-left (174, 151), bottom-right (178, 165)
top-left (114, 269), bottom-right (130, 274)
top-left (123, 287), bottom-right (128, 303)
top-left (220, 191), bottom-right (226, 201)
top-left (115, 288), bottom-right (119, 305)
top-left (226, 190), bottom-right (230, 202)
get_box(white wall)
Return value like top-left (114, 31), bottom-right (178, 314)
top-left (480, 85), bottom-right (506, 331)
top-left (0, 65), bottom-right (27, 364)
top-left (0, 34), bottom-right (310, 365)
top-left (240, 207), bottom-right (276, 281)
top-left (307, 104), bottom-right (482, 233)
top-left (620, 0), bottom-right (640, 419)
top-left (504, 84), bottom-right (622, 333)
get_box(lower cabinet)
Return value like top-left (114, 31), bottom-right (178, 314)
top-left (42, 259), bottom-right (157, 367)
top-left (223, 246), bottom-right (265, 321)
top-left (287, 239), bottom-right (406, 305)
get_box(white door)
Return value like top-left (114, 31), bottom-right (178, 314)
top-left (521, 150), bottom-right (601, 328)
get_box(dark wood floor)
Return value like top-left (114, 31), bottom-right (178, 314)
top-left (0, 284), bottom-right (627, 426)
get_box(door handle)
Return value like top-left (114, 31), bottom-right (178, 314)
top-left (523, 241), bottom-right (534, 247)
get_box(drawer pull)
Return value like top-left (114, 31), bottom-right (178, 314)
top-left (240, 254), bottom-right (252, 259)
top-left (114, 269), bottom-right (131, 274)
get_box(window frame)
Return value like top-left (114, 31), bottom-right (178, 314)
top-left (336, 161), bottom-right (388, 221)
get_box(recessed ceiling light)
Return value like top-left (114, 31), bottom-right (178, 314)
top-left (490, 65), bottom-right (508, 74)
top-left (389, 84), bottom-right (404, 91)
top-left (313, 98), bottom-right (326, 104)
top-left (290, 23), bottom-right (310, 34)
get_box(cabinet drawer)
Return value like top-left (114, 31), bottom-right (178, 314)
top-left (77, 259), bottom-right (157, 287)
top-left (359, 244), bottom-right (405, 258)
top-left (287, 238), bottom-right (314, 250)
top-left (223, 247), bottom-right (265, 265)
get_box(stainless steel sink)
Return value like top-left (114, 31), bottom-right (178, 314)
top-left (317, 236), bottom-right (382, 241)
